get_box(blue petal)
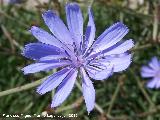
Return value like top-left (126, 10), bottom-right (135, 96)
top-left (39, 54), bottom-right (68, 61)
top-left (86, 62), bottom-right (113, 80)
top-left (51, 69), bottom-right (78, 107)
top-left (146, 77), bottom-right (160, 89)
top-left (149, 57), bottom-right (160, 71)
top-left (80, 67), bottom-right (95, 113)
top-left (141, 66), bottom-right (156, 78)
top-left (155, 77), bottom-right (160, 88)
top-left (87, 39), bottom-right (134, 59)
top-left (30, 26), bottom-right (75, 59)
top-left (22, 60), bottom-right (71, 75)
top-left (66, 3), bottom-right (83, 50)
top-left (83, 26), bottom-right (91, 53)
top-left (88, 53), bottom-right (131, 75)
top-left (98, 53), bottom-right (132, 72)
top-left (42, 10), bottom-right (74, 49)
top-left (80, 67), bottom-right (90, 86)
top-left (112, 54), bottom-right (132, 72)
top-left (100, 39), bottom-right (134, 57)
top-left (37, 67), bottom-right (71, 95)
top-left (83, 7), bottom-right (96, 54)
top-left (22, 43), bottom-right (66, 60)
top-left (30, 26), bottom-right (64, 49)
top-left (90, 22), bottom-right (129, 56)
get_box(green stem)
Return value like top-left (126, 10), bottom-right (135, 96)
top-left (107, 82), bottom-right (121, 115)
top-left (130, 70), bottom-right (155, 107)
top-left (55, 96), bottom-right (83, 113)
top-left (0, 9), bottom-right (29, 28)
top-left (130, 43), bottom-right (152, 52)
top-left (0, 79), bottom-right (42, 97)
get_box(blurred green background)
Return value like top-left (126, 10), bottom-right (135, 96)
top-left (0, 0), bottom-right (160, 119)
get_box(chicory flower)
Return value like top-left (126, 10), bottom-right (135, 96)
top-left (141, 57), bottom-right (160, 89)
top-left (22, 3), bottom-right (134, 113)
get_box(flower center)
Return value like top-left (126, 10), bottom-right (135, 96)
top-left (73, 55), bottom-right (85, 68)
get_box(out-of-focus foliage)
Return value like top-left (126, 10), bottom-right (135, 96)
top-left (0, 0), bottom-right (160, 120)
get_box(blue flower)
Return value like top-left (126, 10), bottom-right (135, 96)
top-left (9, 0), bottom-right (24, 4)
top-left (22, 3), bottom-right (134, 113)
top-left (141, 57), bottom-right (160, 89)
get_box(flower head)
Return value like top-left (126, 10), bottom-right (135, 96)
top-left (22, 3), bottom-right (134, 113)
top-left (141, 57), bottom-right (160, 89)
